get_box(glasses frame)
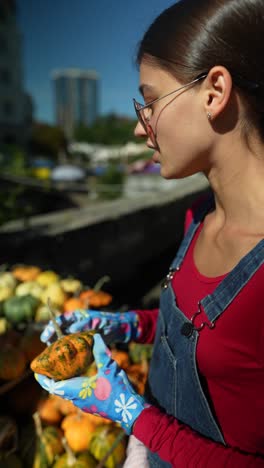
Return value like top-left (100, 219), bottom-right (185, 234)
top-left (133, 73), bottom-right (208, 146)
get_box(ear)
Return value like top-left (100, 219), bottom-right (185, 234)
top-left (203, 66), bottom-right (233, 120)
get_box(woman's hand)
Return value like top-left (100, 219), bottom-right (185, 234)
top-left (40, 310), bottom-right (141, 345)
top-left (35, 334), bottom-right (148, 434)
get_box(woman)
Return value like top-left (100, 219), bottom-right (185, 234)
top-left (36, 1), bottom-right (264, 466)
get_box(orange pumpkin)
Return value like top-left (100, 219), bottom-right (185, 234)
top-left (126, 363), bottom-right (148, 395)
top-left (79, 290), bottom-right (112, 308)
top-left (38, 397), bottom-right (62, 425)
top-left (111, 350), bottom-right (130, 370)
top-left (61, 411), bottom-right (97, 452)
top-left (30, 331), bottom-right (95, 380)
top-left (83, 412), bottom-right (112, 427)
top-left (12, 265), bottom-right (41, 282)
top-left (52, 395), bottom-right (78, 416)
top-left (63, 297), bottom-right (85, 314)
top-left (79, 289), bottom-right (94, 301)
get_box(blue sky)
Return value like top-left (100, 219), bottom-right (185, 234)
top-left (16, 0), bottom-right (175, 124)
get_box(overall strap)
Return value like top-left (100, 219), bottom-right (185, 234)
top-left (171, 192), bottom-right (214, 270)
top-left (202, 238), bottom-right (264, 322)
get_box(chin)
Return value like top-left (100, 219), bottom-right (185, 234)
top-left (160, 166), bottom-right (193, 180)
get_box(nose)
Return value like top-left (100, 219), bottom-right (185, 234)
top-left (134, 120), bottom-right (147, 138)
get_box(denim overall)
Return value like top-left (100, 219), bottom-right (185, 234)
top-left (147, 197), bottom-right (264, 467)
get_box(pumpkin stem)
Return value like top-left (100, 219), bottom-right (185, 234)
top-left (47, 298), bottom-right (64, 339)
top-left (93, 275), bottom-right (111, 292)
top-left (62, 436), bottom-right (77, 466)
top-left (32, 412), bottom-right (43, 438)
top-left (95, 430), bottom-right (126, 468)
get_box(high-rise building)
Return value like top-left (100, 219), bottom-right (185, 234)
top-left (0, 0), bottom-right (33, 144)
top-left (52, 69), bottom-right (99, 139)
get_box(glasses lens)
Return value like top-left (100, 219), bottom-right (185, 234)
top-left (143, 106), bottom-right (152, 122)
top-left (134, 100), bottom-right (157, 147)
top-left (138, 109), bottom-right (147, 131)
top-left (145, 122), bottom-right (156, 147)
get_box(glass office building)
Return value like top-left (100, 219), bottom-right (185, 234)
top-left (52, 69), bottom-right (99, 139)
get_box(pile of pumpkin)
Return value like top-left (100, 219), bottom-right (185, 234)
top-left (0, 264), bottom-right (113, 382)
top-left (0, 265), bottom-right (113, 332)
top-left (0, 264), bottom-right (153, 467)
top-left (32, 397), bottom-right (126, 468)
top-left (0, 398), bottom-right (127, 468)
top-left (31, 341), bottom-right (151, 468)
top-left (0, 342), bottom-right (152, 467)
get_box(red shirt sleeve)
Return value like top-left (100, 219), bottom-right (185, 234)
top-left (134, 309), bottom-right (159, 344)
top-left (133, 407), bottom-right (264, 467)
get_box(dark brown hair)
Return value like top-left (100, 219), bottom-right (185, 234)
top-left (137, 0), bottom-right (264, 137)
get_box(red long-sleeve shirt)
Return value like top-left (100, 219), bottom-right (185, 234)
top-left (133, 207), bottom-right (264, 467)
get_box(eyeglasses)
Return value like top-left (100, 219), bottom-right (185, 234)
top-left (133, 73), bottom-right (208, 147)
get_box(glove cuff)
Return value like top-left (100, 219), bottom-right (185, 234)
top-left (120, 396), bottom-right (150, 434)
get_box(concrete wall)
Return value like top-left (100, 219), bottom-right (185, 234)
top-left (0, 175), bottom-right (210, 306)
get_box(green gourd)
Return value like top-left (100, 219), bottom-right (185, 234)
top-left (3, 294), bottom-right (39, 323)
top-left (53, 452), bottom-right (97, 468)
top-left (89, 426), bottom-right (127, 468)
top-left (33, 414), bottom-right (64, 468)
top-left (129, 342), bottom-right (153, 363)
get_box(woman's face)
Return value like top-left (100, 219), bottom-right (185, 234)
top-left (134, 61), bottom-right (212, 179)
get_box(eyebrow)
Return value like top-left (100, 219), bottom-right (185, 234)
top-left (138, 84), bottom-right (156, 97)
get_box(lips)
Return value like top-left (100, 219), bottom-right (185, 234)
top-left (152, 151), bottom-right (161, 163)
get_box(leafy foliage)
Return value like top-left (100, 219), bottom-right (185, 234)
top-left (97, 163), bottom-right (126, 200)
top-left (0, 186), bottom-right (26, 226)
top-left (29, 123), bottom-right (66, 159)
top-left (0, 145), bottom-right (29, 176)
top-left (74, 114), bottom-right (138, 145)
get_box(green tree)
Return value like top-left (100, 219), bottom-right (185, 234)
top-left (74, 114), bottom-right (138, 146)
top-left (29, 123), bottom-right (66, 159)
top-left (0, 144), bottom-right (29, 176)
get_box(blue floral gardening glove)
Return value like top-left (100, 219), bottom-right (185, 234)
top-left (35, 334), bottom-right (148, 434)
top-left (40, 309), bottom-right (140, 345)
top-left (40, 310), bottom-right (141, 346)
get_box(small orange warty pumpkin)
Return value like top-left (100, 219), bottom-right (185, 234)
top-left (30, 331), bottom-right (95, 380)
